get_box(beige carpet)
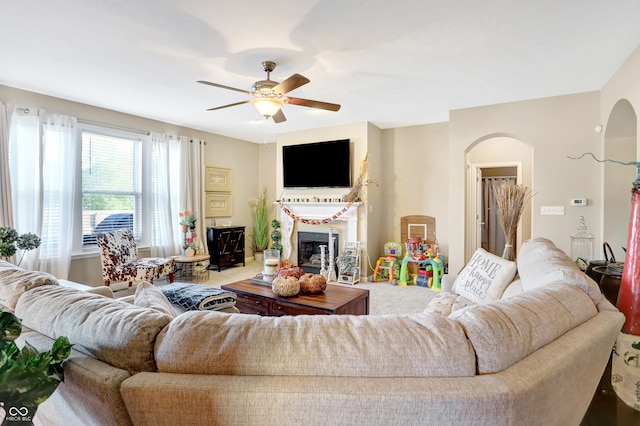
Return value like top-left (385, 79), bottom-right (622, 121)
top-left (116, 259), bottom-right (439, 315)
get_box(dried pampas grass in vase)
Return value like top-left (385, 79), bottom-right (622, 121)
top-left (492, 181), bottom-right (533, 261)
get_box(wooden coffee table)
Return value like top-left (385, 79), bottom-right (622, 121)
top-left (221, 279), bottom-right (369, 316)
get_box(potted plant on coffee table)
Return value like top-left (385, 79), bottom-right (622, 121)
top-left (0, 309), bottom-right (72, 425)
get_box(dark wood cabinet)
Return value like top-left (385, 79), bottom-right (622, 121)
top-left (207, 226), bottom-right (245, 271)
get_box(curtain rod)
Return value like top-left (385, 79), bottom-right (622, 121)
top-left (78, 119), bottom-right (150, 136)
top-left (166, 134), bottom-right (207, 145)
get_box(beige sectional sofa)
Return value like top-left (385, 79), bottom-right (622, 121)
top-left (0, 238), bottom-right (625, 426)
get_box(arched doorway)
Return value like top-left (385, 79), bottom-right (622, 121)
top-left (604, 99), bottom-right (637, 262)
top-left (466, 136), bottom-right (533, 261)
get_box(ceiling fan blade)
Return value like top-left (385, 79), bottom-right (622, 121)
top-left (197, 80), bottom-right (252, 95)
top-left (206, 100), bottom-right (250, 111)
top-left (287, 97), bottom-right (341, 112)
top-left (273, 74), bottom-right (310, 95)
top-left (272, 109), bottom-right (286, 123)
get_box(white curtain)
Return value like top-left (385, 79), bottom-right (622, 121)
top-left (8, 108), bottom-right (42, 268)
top-left (0, 103), bottom-right (15, 227)
top-left (7, 109), bottom-right (78, 277)
top-left (39, 113), bottom-right (79, 277)
top-left (149, 132), bottom-right (182, 256)
top-left (179, 136), bottom-right (207, 255)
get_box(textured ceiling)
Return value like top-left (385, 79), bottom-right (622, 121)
top-left (1, 0), bottom-right (639, 143)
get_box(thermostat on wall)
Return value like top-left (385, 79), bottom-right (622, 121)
top-left (571, 198), bottom-right (588, 206)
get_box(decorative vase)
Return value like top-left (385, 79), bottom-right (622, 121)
top-left (254, 251), bottom-right (264, 262)
top-left (502, 243), bottom-right (515, 261)
top-left (612, 171), bottom-right (640, 412)
top-left (617, 182), bottom-right (640, 334)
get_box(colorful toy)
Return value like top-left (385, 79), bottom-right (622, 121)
top-left (396, 238), bottom-right (445, 291)
top-left (373, 242), bottom-right (403, 283)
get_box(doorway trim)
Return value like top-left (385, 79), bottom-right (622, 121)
top-left (467, 161), bottom-right (522, 261)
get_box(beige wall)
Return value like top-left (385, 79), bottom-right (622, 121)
top-left (448, 92), bottom-right (602, 272)
top-left (380, 123), bottom-right (450, 259)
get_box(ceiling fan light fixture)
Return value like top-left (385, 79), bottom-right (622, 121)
top-left (251, 97), bottom-right (284, 117)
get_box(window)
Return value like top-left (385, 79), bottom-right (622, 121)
top-left (81, 128), bottom-right (143, 245)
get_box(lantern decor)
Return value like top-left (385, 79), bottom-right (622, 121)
top-left (569, 152), bottom-right (640, 411)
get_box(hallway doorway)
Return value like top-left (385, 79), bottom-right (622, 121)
top-left (479, 167), bottom-right (517, 256)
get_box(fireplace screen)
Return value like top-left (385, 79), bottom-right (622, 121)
top-left (297, 231), bottom-right (339, 275)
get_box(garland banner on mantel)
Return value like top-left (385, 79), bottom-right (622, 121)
top-left (277, 201), bottom-right (353, 225)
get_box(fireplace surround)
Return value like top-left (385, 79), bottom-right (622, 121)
top-left (297, 231), bottom-right (339, 275)
top-left (275, 201), bottom-right (362, 275)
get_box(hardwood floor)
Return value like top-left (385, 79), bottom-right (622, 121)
top-left (581, 361), bottom-right (640, 425)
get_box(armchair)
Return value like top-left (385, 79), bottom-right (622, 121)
top-left (97, 229), bottom-right (175, 287)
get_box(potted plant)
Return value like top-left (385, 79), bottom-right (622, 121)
top-left (252, 190), bottom-right (269, 261)
top-left (270, 219), bottom-right (282, 256)
top-left (0, 227), bottom-right (41, 266)
top-left (337, 251), bottom-right (358, 277)
top-left (0, 309), bottom-right (72, 425)
top-left (178, 211), bottom-right (199, 255)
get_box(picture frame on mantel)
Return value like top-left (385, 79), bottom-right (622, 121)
top-left (206, 193), bottom-right (233, 217)
top-left (205, 167), bottom-right (232, 192)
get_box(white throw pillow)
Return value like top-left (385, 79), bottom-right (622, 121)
top-left (134, 281), bottom-right (177, 318)
top-left (424, 292), bottom-right (458, 316)
top-left (452, 248), bottom-right (517, 304)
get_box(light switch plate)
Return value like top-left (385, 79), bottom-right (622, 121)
top-left (541, 206), bottom-right (565, 215)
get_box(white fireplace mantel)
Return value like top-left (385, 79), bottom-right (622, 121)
top-left (275, 201), bottom-right (361, 221)
top-left (274, 201), bottom-right (362, 261)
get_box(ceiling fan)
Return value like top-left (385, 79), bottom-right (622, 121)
top-left (197, 61), bottom-right (341, 123)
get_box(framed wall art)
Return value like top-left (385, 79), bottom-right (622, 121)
top-left (206, 193), bottom-right (233, 217)
top-left (205, 167), bottom-right (232, 192)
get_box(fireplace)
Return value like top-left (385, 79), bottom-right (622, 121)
top-left (297, 231), bottom-right (339, 275)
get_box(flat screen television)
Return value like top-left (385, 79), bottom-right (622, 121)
top-left (282, 139), bottom-right (351, 188)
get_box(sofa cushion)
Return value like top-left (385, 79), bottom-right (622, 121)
top-left (500, 276), bottom-right (523, 299)
top-left (517, 237), bottom-right (602, 305)
top-left (134, 281), bottom-right (177, 318)
top-left (58, 278), bottom-right (114, 298)
top-left (423, 292), bottom-right (458, 316)
top-left (15, 285), bottom-right (172, 372)
top-left (452, 248), bottom-right (517, 304)
top-left (424, 293), bottom-right (475, 316)
top-left (155, 310), bottom-right (477, 378)
top-left (449, 285), bottom-right (598, 374)
top-left (0, 262), bottom-right (58, 310)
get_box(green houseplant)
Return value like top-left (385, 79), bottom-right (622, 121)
top-left (270, 219), bottom-right (282, 256)
top-left (0, 309), bottom-right (72, 425)
top-left (252, 190), bottom-right (270, 260)
top-left (0, 227), bottom-right (41, 267)
top-left (337, 251), bottom-right (358, 276)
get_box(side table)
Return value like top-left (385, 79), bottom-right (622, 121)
top-left (171, 254), bottom-right (210, 283)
